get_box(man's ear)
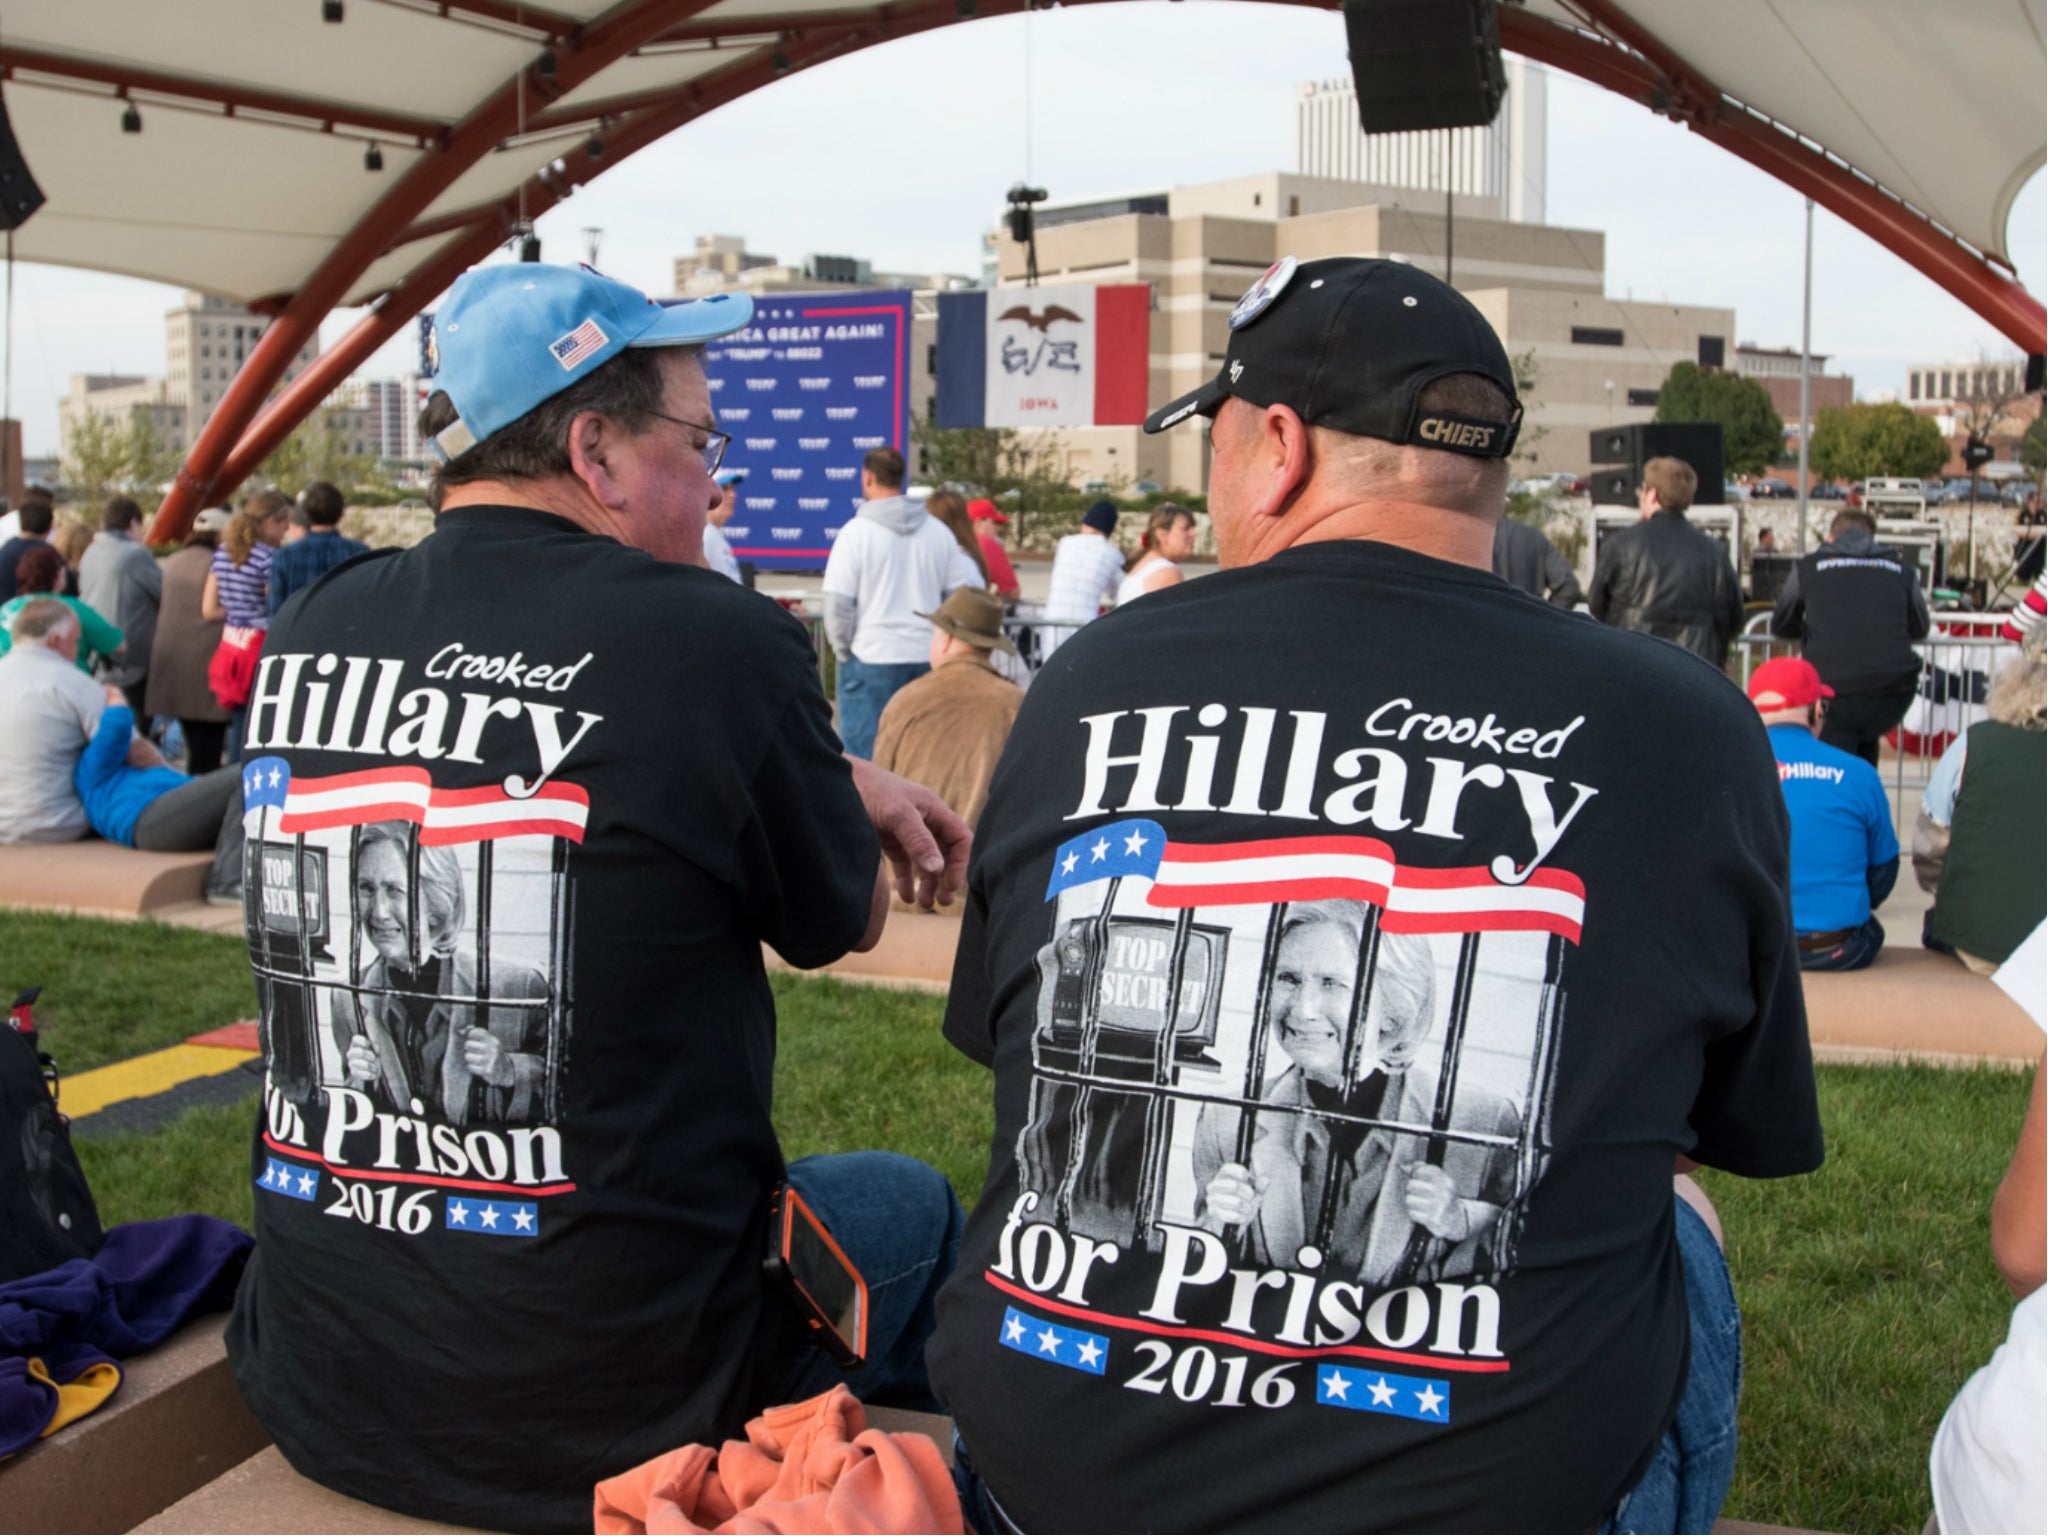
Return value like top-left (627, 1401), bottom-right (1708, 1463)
top-left (566, 410), bottom-right (627, 509)
top-left (1247, 404), bottom-right (1312, 524)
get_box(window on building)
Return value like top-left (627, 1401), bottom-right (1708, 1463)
top-left (1697, 335), bottom-right (1725, 369)
top-left (1910, 373), bottom-right (1920, 400)
top-left (1252, 193), bottom-right (1262, 206)
top-left (1941, 371), bottom-right (1951, 397)
top-left (1571, 326), bottom-right (1625, 347)
top-left (1627, 388), bottom-right (1660, 407)
top-left (1288, 196), bottom-right (1300, 217)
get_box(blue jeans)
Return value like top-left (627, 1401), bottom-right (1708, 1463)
top-left (777, 1151), bottom-right (964, 1411)
top-left (836, 658), bottom-right (927, 761)
top-left (1605, 1196), bottom-right (1743, 1534)
top-left (1797, 915), bottom-right (1885, 972)
top-left (951, 1195), bottom-right (1742, 1535)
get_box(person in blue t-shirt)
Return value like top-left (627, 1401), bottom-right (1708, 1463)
top-left (1748, 656), bottom-right (1899, 970)
top-left (73, 684), bottom-right (246, 899)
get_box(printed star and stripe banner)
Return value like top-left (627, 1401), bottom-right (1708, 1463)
top-left (242, 758), bottom-right (589, 845)
top-left (934, 283), bottom-right (1150, 428)
top-left (1046, 818), bottom-right (1586, 945)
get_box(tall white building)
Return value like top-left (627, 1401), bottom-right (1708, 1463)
top-left (1295, 55), bottom-right (1547, 224)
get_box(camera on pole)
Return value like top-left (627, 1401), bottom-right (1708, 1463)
top-left (1007, 183), bottom-right (1048, 286)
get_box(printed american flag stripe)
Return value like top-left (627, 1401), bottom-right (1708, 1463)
top-left (549, 317), bottom-right (608, 370)
top-left (270, 764), bottom-right (589, 845)
top-left (1047, 819), bottom-right (1585, 944)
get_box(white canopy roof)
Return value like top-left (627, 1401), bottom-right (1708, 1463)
top-left (2, 0), bottom-right (2040, 316)
top-left (1519, 0), bottom-right (2044, 272)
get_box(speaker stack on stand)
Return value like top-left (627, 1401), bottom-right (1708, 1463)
top-left (1586, 423), bottom-right (1726, 506)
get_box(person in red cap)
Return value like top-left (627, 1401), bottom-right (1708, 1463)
top-left (966, 498), bottom-right (1020, 601)
top-left (1749, 655), bottom-right (1899, 970)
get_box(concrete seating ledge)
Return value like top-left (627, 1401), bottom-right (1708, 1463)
top-left (0, 840), bottom-right (214, 918)
top-left (5, 1314), bottom-right (1822, 1534)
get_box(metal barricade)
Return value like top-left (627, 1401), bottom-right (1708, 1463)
top-left (1731, 611), bottom-right (2016, 810)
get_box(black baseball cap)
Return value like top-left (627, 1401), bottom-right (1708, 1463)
top-left (1143, 256), bottom-right (1522, 459)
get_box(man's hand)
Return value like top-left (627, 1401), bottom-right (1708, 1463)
top-left (846, 757), bottom-right (971, 909)
top-left (103, 684), bottom-right (128, 708)
top-left (1201, 1162), bottom-right (1267, 1231)
top-left (1402, 1164), bottom-right (1471, 1242)
top-left (345, 1034), bottom-right (381, 1085)
top-left (459, 1025), bottom-right (515, 1087)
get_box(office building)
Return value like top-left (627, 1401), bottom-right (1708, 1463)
top-left (1294, 57), bottom-right (1547, 223)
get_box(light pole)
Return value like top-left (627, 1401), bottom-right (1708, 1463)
top-left (1797, 197), bottom-right (1813, 555)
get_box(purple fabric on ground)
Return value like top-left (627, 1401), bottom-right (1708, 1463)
top-left (0, 1215), bottom-right (252, 1455)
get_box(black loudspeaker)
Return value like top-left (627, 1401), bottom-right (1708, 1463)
top-left (1344, 0), bottom-right (1505, 133)
top-left (1590, 469), bottom-right (1636, 506)
top-left (1587, 422), bottom-right (1725, 505)
top-left (0, 86), bottom-right (44, 232)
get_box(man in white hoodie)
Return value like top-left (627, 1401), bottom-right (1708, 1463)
top-left (821, 446), bottom-right (982, 758)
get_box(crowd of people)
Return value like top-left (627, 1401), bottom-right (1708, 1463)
top-left (6, 253), bottom-right (2040, 1535)
top-left (0, 480), bottom-right (369, 901)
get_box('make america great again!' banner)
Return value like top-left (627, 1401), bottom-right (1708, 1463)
top-left (688, 289), bottom-right (912, 573)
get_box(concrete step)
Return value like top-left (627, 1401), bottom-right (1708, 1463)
top-left (0, 840), bottom-right (214, 918)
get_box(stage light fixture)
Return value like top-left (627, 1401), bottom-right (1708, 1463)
top-left (585, 135), bottom-right (605, 159)
top-left (520, 232), bottom-right (542, 262)
top-left (773, 49), bottom-right (791, 74)
top-left (120, 102), bottom-right (141, 134)
top-left (322, 0), bottom-right (344, 20)
top-left (538, 48), bottom-right (558, 80)
top-left (364, 141), bottom-right (383, 171)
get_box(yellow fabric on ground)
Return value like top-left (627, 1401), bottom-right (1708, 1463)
top-left (26, 1356), bottom-right (124, 1437)
top-left (60, 1044), bottom-right (257, 1119)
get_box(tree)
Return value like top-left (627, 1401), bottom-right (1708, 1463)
top-left (909, 410), bottom-right (1072, 546)
top-left (1507, 347), bottom-right (1548, 471)
top-left (1651, 359), bottom-right (1784, 477)
top-left (62, 406), bottom-right (175, 514)
top-left (1808, 401), bottom-right (1952, 482)
top-left (256, 407), bottom-right (376, 496)
top-left (2019, 412), bottom-right (2044, 479)
top-left (61, 410), bottom-right (128, 509)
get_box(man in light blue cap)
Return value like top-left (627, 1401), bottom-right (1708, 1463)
top-left (224, 262), bottom-right (972, 1530)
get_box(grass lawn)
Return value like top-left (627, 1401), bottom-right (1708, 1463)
top-left (15, 911), bottom-right (2031, 1533)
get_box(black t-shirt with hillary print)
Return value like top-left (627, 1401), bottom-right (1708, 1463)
top-left (224, 508), bottom-right (878, 1532)
top-left (928, 537), bottom-right (1824, 1534)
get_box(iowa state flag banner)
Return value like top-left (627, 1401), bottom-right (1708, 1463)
top-left (935, 284), bottom-right (1150, 428)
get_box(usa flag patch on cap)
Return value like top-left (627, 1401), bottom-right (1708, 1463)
top-left (549, 317), bottom-right (609, 371)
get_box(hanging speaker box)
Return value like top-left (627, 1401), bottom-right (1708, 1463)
top-left (0, 86), bottom-right (45, 232)
top-left (1344, 0), bottom-right (1506, 134)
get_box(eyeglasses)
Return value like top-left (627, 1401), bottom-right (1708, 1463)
top-left (646, 410), bottom-right (730, 476)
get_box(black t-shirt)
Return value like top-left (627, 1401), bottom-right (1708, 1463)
top-left (928, 539), bottom-right (1823, 1534)
top-left (224, 507), bottom-right (878, 1532)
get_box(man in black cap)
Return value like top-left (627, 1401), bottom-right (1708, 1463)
top-left (927, 256), bottom-right (1821, 1534)
top-left (1769, 507), bottom-right (1930, 766)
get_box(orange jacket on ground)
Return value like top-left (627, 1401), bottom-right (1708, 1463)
top-left (592, 1386), bottom-right (963, 1535)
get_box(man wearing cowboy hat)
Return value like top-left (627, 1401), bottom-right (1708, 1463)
top-left (872, 585), bottom-right (1023, 834)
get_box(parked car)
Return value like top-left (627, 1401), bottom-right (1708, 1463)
top-left (1723, 480), bottom-right (1750, 503)
top-left (1808, 481), bottom-right (1847, 501)
top-left (1749, 478), bottom-right (1798, 500)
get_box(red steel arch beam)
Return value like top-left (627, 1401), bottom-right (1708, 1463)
top-left (206, 0), bottom-right (1239, 504)
top-left (0, 46), bottom-right (449, 144)
top-left (202, 0), bottom-right (1000, 497)
top-left (1499, 7), bottom-right (2045, 353)
top-left (151, 0), bottom-right (731, 544)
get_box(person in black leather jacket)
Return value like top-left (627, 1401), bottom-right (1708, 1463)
top-left (1587, 455), bottom-right (1743, 667)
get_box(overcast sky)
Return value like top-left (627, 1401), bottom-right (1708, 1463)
top-left (8, 1), bottom-right (2042, 456)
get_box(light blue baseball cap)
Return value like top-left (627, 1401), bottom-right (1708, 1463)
top-left (428, 263), bottom-right (753, 461)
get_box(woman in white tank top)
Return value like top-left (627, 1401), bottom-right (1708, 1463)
top-left (1117, 503), bottom-right (1199, 606)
